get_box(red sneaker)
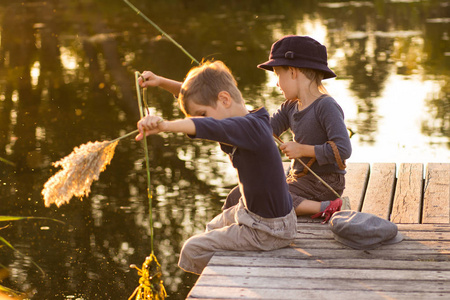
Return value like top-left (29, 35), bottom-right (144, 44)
top-left (311, 198), bottom-right (343, 224)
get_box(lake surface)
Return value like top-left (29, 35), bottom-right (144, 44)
top-left (1, 0), bottom-right (449, 299)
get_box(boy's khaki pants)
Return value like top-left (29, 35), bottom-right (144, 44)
top-left (178, 198), bottom-right (296, 274)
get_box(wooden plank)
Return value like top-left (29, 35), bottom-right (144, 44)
top-left (290, 240), bottom-right (450, 251)
top-left (217, 247), bottom-right (450, 261)
top-left (188, 286), bottom-right (449, 300)
top-left (295, 229), bottom-right (450, 241)
top-left (391, 163), bottom-right (423, 224)
top-left (422, 163), bottom-right (450, 224)
top-left (216, 237), bottom-right (450, 260)
top-left (199, 266), bottom-right (450, 283)
top-left (397, 223), bottom-right (450, 231)
top-left (192, 276), bottom-right (450, 293)
top-left (209, 255), bottom-right (450, 271)
top-left (295, 222), bottom-right (450, 231)
top-left (361, 163), bottom-right (396, 219)
top-left (342, 162), bottom-right (370, 211)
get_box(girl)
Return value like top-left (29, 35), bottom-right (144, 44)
top-left (224, 35), bottom-right (352, 223)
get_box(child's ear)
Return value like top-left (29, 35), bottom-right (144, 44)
top-left (288, 66), bottom-right (297, 79)
top-left (217, 91), bottom-right (232, 107)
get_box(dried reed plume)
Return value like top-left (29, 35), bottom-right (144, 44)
top-left (42, 140), bottom-right (119, 207)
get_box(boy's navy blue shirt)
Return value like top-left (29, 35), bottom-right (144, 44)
top-left (189, 107), bottom-right (292, 218)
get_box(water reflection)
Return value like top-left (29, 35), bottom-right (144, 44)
top-left (1, 0), bottom-right (449, 299)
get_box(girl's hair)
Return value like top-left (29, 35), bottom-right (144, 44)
top-left (178, 60), bottom-right (243, 116)
top-left (283, 66), bottom-right (328, 94)
top-left (298, 68), bottom-right (326, 93)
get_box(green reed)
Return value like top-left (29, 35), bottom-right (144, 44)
top-left (134, 71), bottom-right (156, 254)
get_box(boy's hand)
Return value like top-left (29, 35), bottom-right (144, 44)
top-left (138, 71), bottom-right (183, 96)
top-left (138, 71), bottom-right (161, 88)
top-left (136, 116), bottom-right (165, 141)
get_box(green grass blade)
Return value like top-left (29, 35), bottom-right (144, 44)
top-left (0, 157), bottom-right (15, 167)
top-left (0, 236), bottom-right (45, 275)
top-left (0, 216), bottom-right (65, 225)
top-left (0, 284), bottom-right (22, 297)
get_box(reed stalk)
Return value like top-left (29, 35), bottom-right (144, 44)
top-left (129, 72), bottom-right (167, 300)
top-left (110, 129), bottom-right (139, 143)
top-left (134, 71), bottom-right (155, 254)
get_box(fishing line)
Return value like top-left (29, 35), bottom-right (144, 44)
top-left (123, 0), bottom-right (200, 65)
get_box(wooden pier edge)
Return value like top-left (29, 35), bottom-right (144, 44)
top-left (187, 162), bottom-right (450, 300)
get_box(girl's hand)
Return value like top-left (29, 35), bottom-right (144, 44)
top-left (135, 116), bottom-right (166, 141)
top-left (138, 71), bottom-right (161, 88)
top-left (279, 142), bottom-right (316, 159)
top-left (280, 141), bottom-right (316, 159)
top-left (279, 141), bottom-right (303, 159)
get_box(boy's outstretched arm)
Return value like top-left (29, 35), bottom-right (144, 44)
top-left (135, 115), bottom-right (196, 141)
top-left (139, 70), bottom-right (182, 96)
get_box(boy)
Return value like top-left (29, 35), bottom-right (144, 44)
top-left (136, 61), bottom-right (296, 275)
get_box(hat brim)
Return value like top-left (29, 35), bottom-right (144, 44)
top-left (332, 234), bottom-right (377, 250)
top-left (382, 231), bottom-right (404, 246)
top-left (333, 230), bottom-right (404, 250)
top-left (257, 58), bottom-right (336, 79)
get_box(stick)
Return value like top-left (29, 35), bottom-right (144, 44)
top-left (109, 129), bottom-right (139, 143)
top-left (135, 71), bottom-right (155, 254)
top-left (123, 0), bottom-right (200, 65)
top-left (273, 134), bottom-right (342, 200)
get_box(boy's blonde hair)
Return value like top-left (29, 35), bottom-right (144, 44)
top-left (178, 60), bottom-right (243, 116)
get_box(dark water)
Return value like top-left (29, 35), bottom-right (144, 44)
top-left (1, 0), bottom-right (449, 299)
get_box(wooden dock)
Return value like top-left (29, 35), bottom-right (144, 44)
top-left (187, 162), bottom-right (450, 300)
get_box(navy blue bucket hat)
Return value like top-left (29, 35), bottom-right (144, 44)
top-left (257, 35), bottom-right (336, 79)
